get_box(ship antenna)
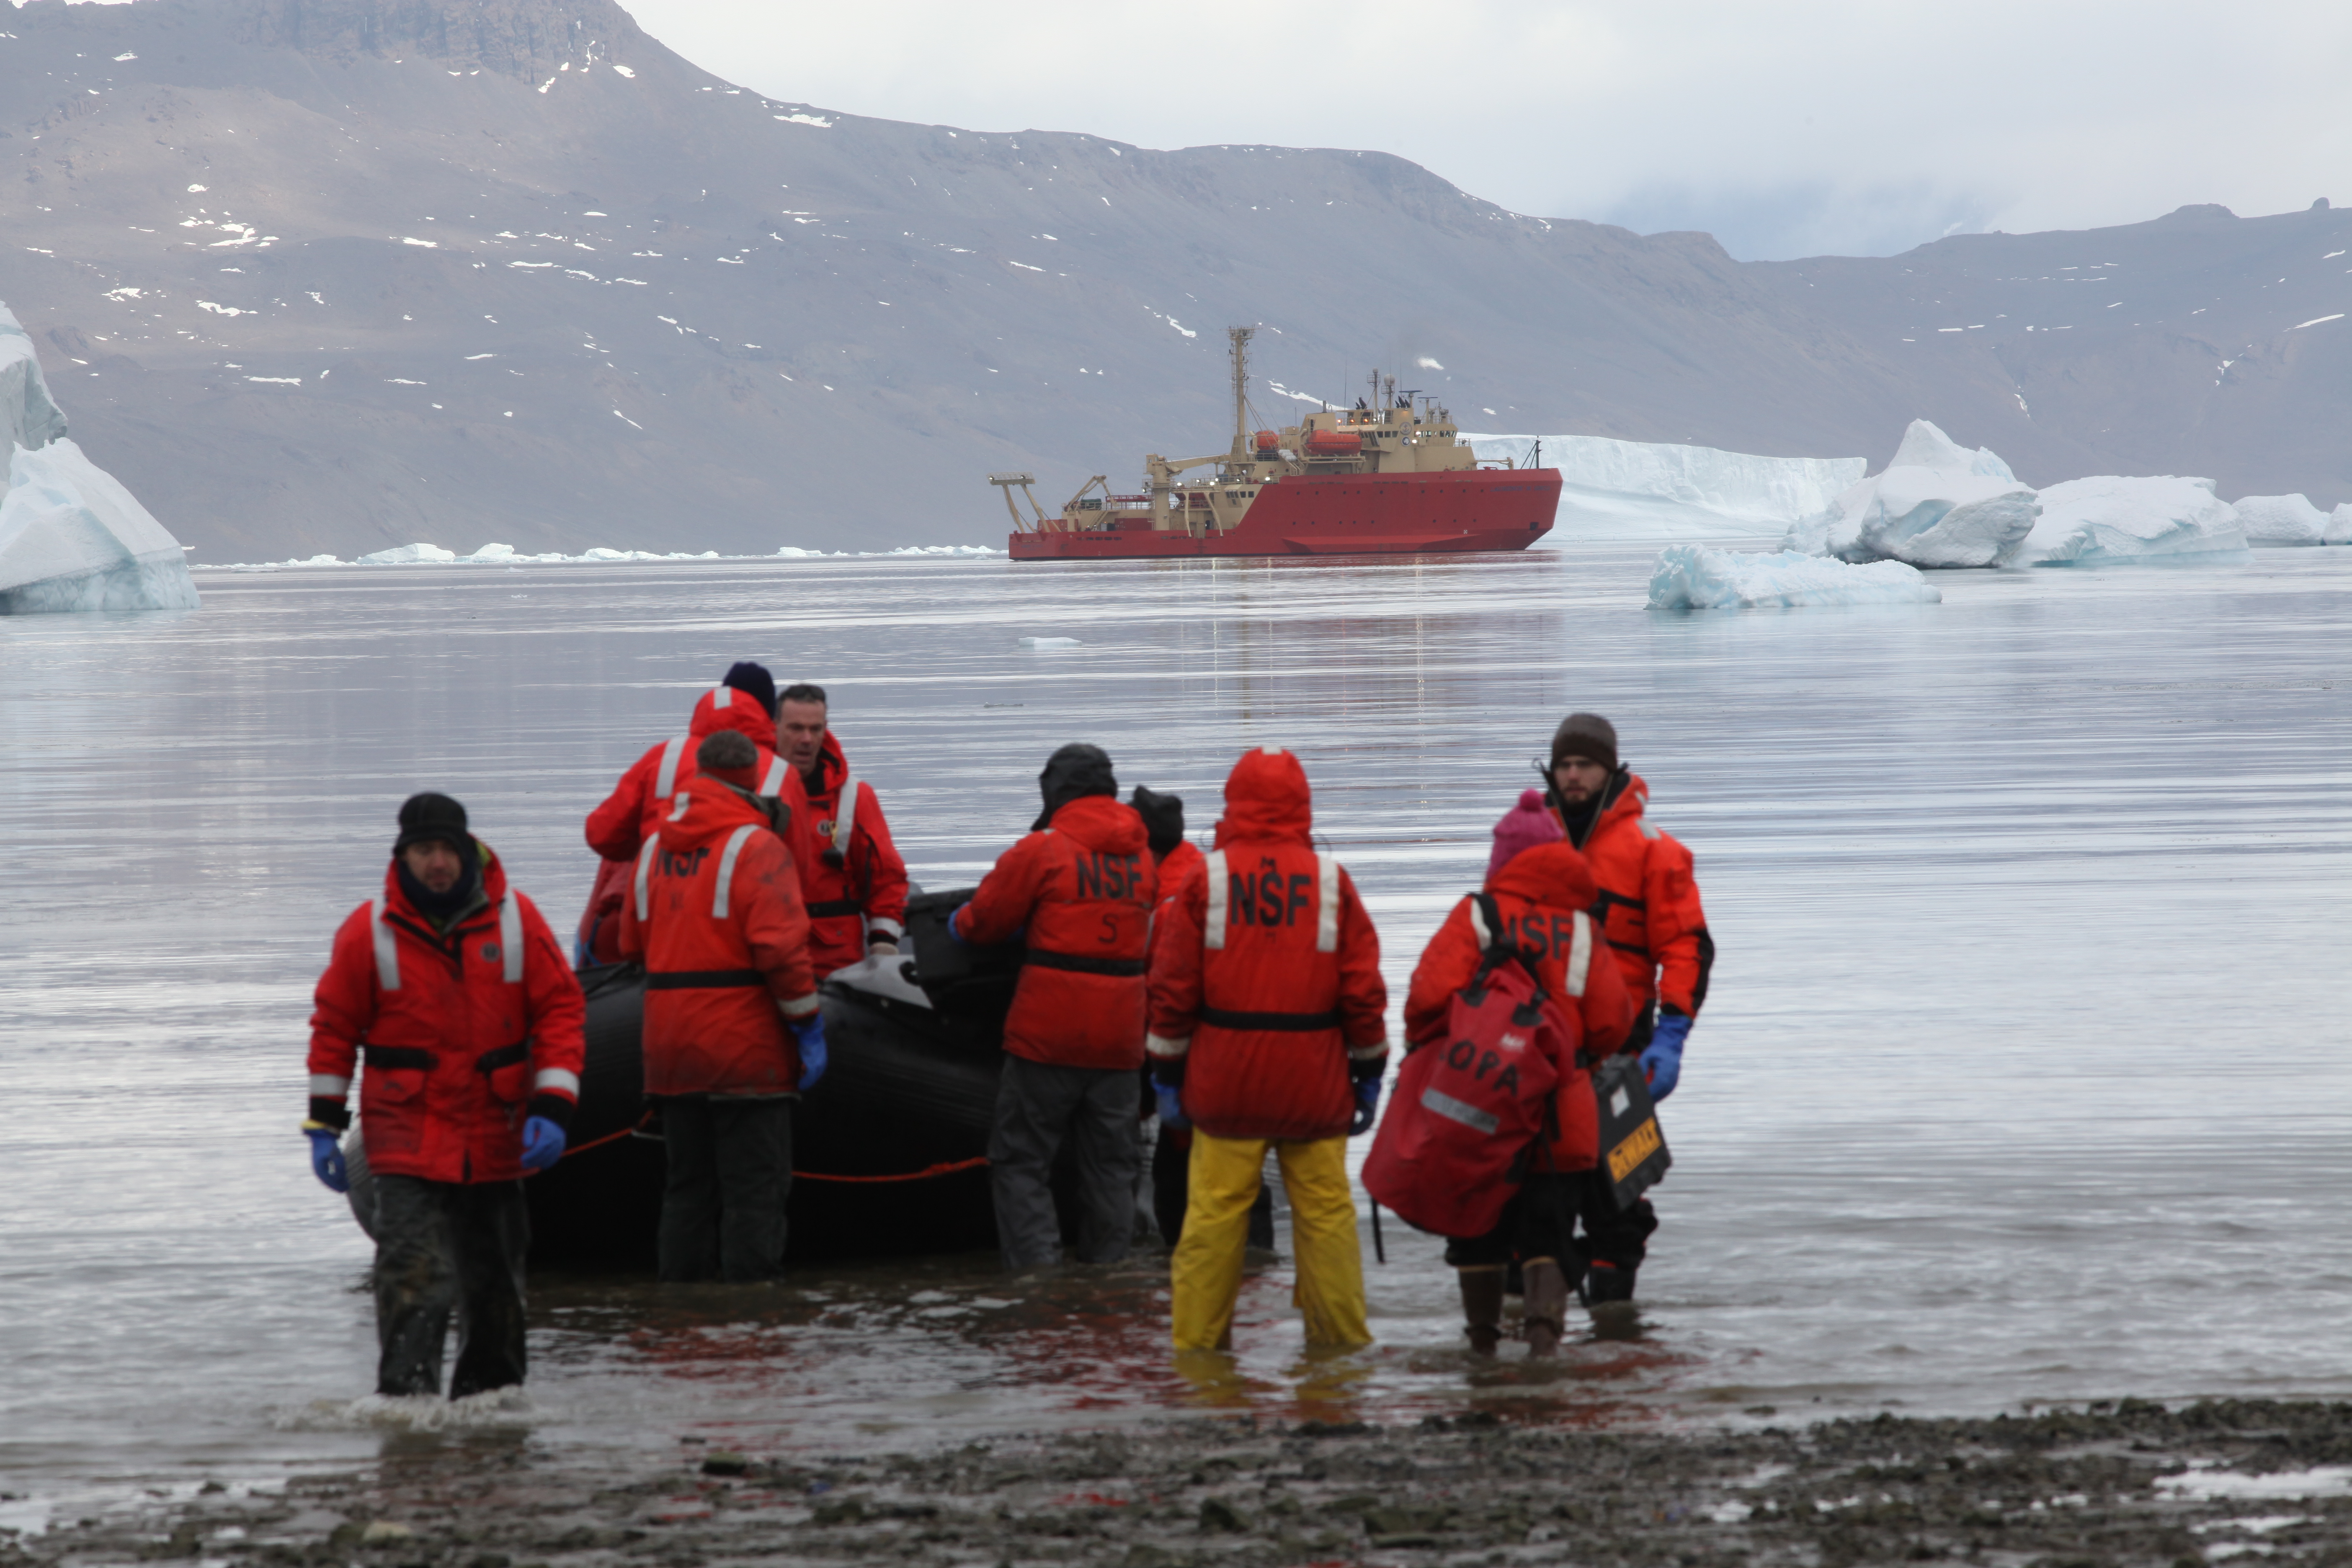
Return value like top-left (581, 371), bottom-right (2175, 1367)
top-left (1227, 326), bottom-right (1255, 462)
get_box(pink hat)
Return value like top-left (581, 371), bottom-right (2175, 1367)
top-left (1488, 788), bottom-right (1565, 877)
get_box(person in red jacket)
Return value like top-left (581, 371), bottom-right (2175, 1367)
top-left (619, 730), bottom-right (822, 1282)
top-left (1542, 713), bottom-right (1714, 1302)
top-left (1148, 747), bottom-right (1389, 1351)
top-left (576, 663), bottom-right (801, 966)
top-left (952, 744), bottom-right (1156, 1270)
top-left (772, 681), bottom-right (910, 976)
top-left (1403, 792), bottom-right (1635, 1356)
top-left (305, 793), bottom-right (587, 1398)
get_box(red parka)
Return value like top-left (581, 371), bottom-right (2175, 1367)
top-left (1403, 841), bottom-right (1635, 1171)
top-left (957, 793), bottom-right (1156, 1070)
top-left (788, 731), bottom-right (910, 977)
top-left (1147, 748), bottom-right (1387, 1141)
top-left (1551, 771), bottom-right (1713, 1029)
top-left (578, 686), bottom-right (805, 963)
top-left (308, 847), bottom-right (587, 1184)
top-left (618, 781), bottom-right (819, 1096)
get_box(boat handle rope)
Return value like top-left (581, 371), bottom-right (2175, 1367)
top-left (556, 1115), bottom-right (990, 1184)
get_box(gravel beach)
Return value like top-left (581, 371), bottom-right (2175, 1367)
top-left (14, 1399), bottom-right (2349, 1568)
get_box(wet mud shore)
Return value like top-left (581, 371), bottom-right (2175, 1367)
top-left (15, 1399), bottom-right (2349, 1568)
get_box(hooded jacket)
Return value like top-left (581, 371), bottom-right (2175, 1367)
top-left (1549, 770), bottom-right (1713, 1039)
top-left (1146, 748), bottom-right (1388, 1141)
top-left (308, 844), bottom-right (588, 1184)
top-left (787, 730), bottom-right (910, 977)
top-left (579, 686), bottom-right (806, 964)
top-left (958, 792), bottom-right (1157, 1070)
top-left (1403, 841), bottom-right (1635, 1170)
top-left (585, 685), bottom-right (803, 862)
top-left (618, 779), bottom-right (819, 1095)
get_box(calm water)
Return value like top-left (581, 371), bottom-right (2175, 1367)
top-left (3, 544), bottom-right (2347, 1504)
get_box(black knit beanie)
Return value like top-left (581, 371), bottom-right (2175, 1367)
top-left (722, 661), bottom-right (779, 719)
top-left (1549, 713), bottom-right (1620, 773)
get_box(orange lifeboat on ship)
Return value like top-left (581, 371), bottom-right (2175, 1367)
top-left (1302, 430), bottom-right (1362, 456)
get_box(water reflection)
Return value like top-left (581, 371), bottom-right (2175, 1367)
top-left (2, 545), bottom-right (2348, 1491)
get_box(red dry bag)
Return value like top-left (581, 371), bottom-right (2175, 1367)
top-left (1362, 897), bottom-right (1564, 1238)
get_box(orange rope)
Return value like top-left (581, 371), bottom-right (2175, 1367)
top-left (558, 1112), bottom-right (655, 1162)
top-left (560, 1122), bottom-right (988, 1185)
top-left (795, 1156), bottom-right (991, 1184)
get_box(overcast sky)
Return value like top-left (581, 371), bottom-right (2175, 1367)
top-left (622, 0), bottom-right (2352, 260)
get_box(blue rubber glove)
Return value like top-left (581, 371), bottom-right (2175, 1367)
top-left (792, 1012), bottom-right (829, 1091)
top-left (519, 1115), bottom-right (567, 1173)
top-left (1348, 1075), bottom-right (1381, 1136)
top-left (1640, 1013), bottom-right (1691, 1101)
top-left (946, 902), bottom-right (972, 944)
top-left (307, 1128), bottom-right (349, 1194)
top-left (1154, 1083), bottom-right (1188, 1131)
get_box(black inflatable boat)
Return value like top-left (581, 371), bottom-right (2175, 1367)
top-left (341, 889), bottom-right (1033, 1268)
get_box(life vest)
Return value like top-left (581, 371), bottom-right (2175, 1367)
top-left (619, 784), bottom-right (819, 1095)
top-left (1553, 770), bottom-right (1714, 1031)
top-left (307, 850), bottom-right (587, 1184)
top-left (1363, 899), bottom-right (1565, 1239)
top-left (788, 732), bottom-right (910, 977)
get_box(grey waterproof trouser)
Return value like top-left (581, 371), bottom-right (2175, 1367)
top-left (371, 1175), bottom-right (530, 1398)
top-left (658, 1094), bottom-right (793, 1283)
top-left (989, 1055), bottom-right (1140, 1269)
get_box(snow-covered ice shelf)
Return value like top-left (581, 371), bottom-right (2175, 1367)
top-left (1469, 432), bottom-right (1865, 540)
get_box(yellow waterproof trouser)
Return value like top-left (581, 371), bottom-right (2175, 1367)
top-left (1171, 1130), bottom-right (1370, 1351)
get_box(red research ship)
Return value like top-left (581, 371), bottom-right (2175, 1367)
top-left (994, 328), bottom-right (1560, 560)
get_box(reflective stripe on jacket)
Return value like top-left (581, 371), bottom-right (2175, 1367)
top-left (307, 847), bottom-right (587, 1184)
top-left (618, 782), bottom-right (818, 1095)
top-left (959, 793), bottom-right (1156, 1070)
top-left (584, 685), bottom-right (802, 862)
top-left (788, 731), bottom-right (910, 977)
top-left (1403, 841), bottom-right (1635, 1171)
top-left (1552, 770), bottom-right (1713, 1031)
top-left (1147, 748), bottom-right (1387, 1141)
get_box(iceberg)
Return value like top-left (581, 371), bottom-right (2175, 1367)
top-left (2017, 476), bottom-right (2250, 565)
top-left (1, 304), bottom-right (69, 453)
top-left (2230, 493), bottom-right (2329, 546)
top-left (357, 542), bottom-right (460, 564)
top-left (1647, 544), bottom-right (1942, 610)
top-left (1469, 433), bottom-right (1865, 539)
top-left (1784, 420), bottom-right (2040, 568)
top-left (0, 438), bottom-right (202, 614)
top-left (2329, 505), bottom-right (2352, 546)
top-left (0, 302), bottom-right (197, 615)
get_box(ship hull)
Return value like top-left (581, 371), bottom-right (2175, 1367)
top-left (1009, 469), bottom-right (1560, 560)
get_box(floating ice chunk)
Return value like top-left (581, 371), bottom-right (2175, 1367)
top-left (2230, 493), bottom-right (2329, 546)
top-left (466, 542), bottom-right (517, 560)
top-left (2327, 504), bottom-right (2352, 546)
top-left (1019, 635), bottom-right (1083, 648)
top-left (2019, 476), bottom-right (2250, 565)
top-left (356, 542), bottom-right (459, 564)
top-left (1471, 432), bottom-right (1864, 539)
top-left (1785, 419), bottom-right (2038, 567)
top-left (0, 439), bottom-right (201, 613)
top-left (0, 303), bottom-right (70, 452)
top-left (2156, 1463), bottom-right (2352, 1501)
top-left (1648, 544), bottom-right (1941, 610)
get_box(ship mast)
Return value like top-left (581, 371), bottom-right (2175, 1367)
top-left (1227, 325), bottom-right (1254, 463)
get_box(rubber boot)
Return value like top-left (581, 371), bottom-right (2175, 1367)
top-left (1457, 1268), bottom-right (1506, 1357)
top-left (1522, 1259), bottom-right (1569, 1359)
top-left (1584, 1260), bottom-right (1636, 1304)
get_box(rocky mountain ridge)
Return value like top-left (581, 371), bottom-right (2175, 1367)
top-left (1, 0), bottom-right (2343, 558)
